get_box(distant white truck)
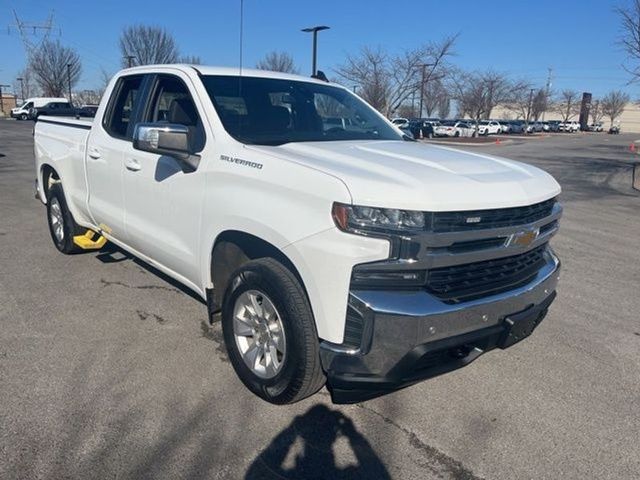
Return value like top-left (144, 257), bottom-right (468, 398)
top-left (11, 97), bottom-right (68, 120)
top-left (33, 65), bottom-right (562, 404)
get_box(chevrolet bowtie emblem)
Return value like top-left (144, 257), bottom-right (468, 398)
top-left (510, 228), bottom-right (539, 247)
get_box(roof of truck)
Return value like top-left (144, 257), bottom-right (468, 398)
top-left (118, 64), bottom-right (333, 85)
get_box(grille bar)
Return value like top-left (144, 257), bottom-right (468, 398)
top-left (426, 244), bottom-right (548, 303)
top-left (431, 198), bottom-right (556, 232)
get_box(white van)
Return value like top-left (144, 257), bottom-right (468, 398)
top-left (11, 97), bottom-right (68, 120)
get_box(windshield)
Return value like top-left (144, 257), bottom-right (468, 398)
top-left (201, 75), bottom-right (402, 145)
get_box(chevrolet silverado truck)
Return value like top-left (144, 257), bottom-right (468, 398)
top-left (34, 65), bottom-right (562, 404)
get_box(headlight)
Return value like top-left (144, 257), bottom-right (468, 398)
top-left (332, 202), bottom-right (426, 234)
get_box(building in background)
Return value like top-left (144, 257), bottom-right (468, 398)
top-left (0, 93), bottom-right (18, 116)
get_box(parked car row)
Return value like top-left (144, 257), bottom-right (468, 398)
top-left (390, 115), bottom-right (607, 140)
top-left (10, 97), bottom-right (99, 120)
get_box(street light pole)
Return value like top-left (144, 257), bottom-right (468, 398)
top-left (16, 77), bottom-right (25, 103)
top-left (301, 26), bottom-right (330, 76)
top-left (124, 55), bottom-right (136, 68)
top-left (66, 63), bottom-right (72, 103)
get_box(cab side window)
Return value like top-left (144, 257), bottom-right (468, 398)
top-left (144, 75), bottom-right (205, 152)
top-left (103, 75), bottom-right (144, 140)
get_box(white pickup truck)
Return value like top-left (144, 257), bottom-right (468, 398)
top-left (34, 65), bottom-right (562, 404)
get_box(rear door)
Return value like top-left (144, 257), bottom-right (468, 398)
top-left (122, 73), bottom-right (207, 282)
top-left (86, 74), bottom-right (147, 242)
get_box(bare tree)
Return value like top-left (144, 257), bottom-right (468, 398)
top-left (336, 46), bottom-right (391, 113)
top-left (336, 35), bottom-right (457, 117)
top-left (601, 90), bottom-right (630, 126)
top-left (590, 99), bottom-right (605, 125)
top-left (506, 82), bottom-right (534, 120)
top-left (531, 89), bottom-right (547, 120)
top-left (256, 51), bottom-right (298, 73)
top-left (421, 78), bottom-right (449, 117)
top-left (617, 0), bottom-right (640, 82)
top-left (29, 40), bottom-right (81, 98)
top-left (554, 90), bottom-right (580, 123)
top-left (437, 96), bottom-right (450, 119)
top-left (395, 104), bottom-right (416, 119)
top-left (100, 68), bottom-right (113, 90)
top-left (13, 66), bottom-right (39, 100)
top-left (448, 69), bottom-right (515, 129)
top-left (119, 25), bottom-right (179, 67)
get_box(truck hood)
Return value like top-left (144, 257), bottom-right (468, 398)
top-left (249, 140), bottom-right (561, 211)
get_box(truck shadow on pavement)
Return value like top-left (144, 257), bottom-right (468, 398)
top-left (94, 243), bottom-right (205, 305)
top-left (245, 404), bottom-right (391, 480)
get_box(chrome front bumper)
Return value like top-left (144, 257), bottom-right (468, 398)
top-left (321, 249), bottom-right (560, 403)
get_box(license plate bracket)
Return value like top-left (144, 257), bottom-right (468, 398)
top-left (498, 292), bottom-right (556, 349)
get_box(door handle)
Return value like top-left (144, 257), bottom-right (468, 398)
top-left (124, 158), bottom-right (141, 172)
top-left (87, 147), bottom-right (101, 159)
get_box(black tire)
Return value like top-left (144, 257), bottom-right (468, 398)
top-left (454, 131), bottom-right (460, 137)
top-left (46, 183), bottom-right (84, 254)
top-left (20, 113), bottom-right (28, 121)
top-left (221, 258), bottom-right (326, 404)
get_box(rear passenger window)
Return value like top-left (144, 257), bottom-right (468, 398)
top-left (103, 75), bottom-right (143, 140)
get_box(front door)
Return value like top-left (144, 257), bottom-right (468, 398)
top-left (122, 73), bottom-right (207, 283)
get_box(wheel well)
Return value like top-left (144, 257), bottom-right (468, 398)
top-left (41, 164), bottom-right (60, 200)
top-left (210, 231), bottom-right (303, 308)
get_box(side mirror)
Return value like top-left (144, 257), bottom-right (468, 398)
top-left (133, 123), bottom-right (200, 172)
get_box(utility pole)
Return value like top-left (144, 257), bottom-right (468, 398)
top-left (0, 84), bottom-right (11, 114)
top-left (542, 67), bottom-right (552, 121)
top-left (124, 55), bottom-right (136, 68)
top-left (418, 63), bottom-right (435, 119)
top-left (526, 88), bottom-right (534, 132)
top-left (9, 9), bottom-right (57, 55)
top-left (301, 26), bottom-right (330, 76)
top-left (66, 63), bottom-right (72, 103)
top-left (16, 77), bottom-right (25, 103)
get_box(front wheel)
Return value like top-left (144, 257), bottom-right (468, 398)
top-left (221, 258), bottom-right (326, 404)
top-left (20, 113), bottom-right (28, 121)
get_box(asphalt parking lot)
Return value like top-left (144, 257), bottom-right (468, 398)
top-left (1, 119), bottom-right (639, 479)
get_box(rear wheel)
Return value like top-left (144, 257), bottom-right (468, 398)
top-left (46, 183), bottom-right (83, 254)
top-left (221, 258), bottom-right (326, 404)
